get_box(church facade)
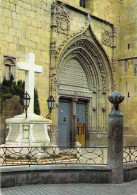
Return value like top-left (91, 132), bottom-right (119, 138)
top-left (0, 0), bottom-right (137, 146)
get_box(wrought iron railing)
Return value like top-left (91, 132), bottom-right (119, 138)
top-left (123, 146), bottom-right (137, 164)
top-left (0, 146), bottom-right (107, 167)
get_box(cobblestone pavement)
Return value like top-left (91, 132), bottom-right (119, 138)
top-left (1, 180), bottom-right (137, 195)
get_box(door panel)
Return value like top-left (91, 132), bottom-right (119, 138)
top-left (58, 101), bottom-right (71, 147)
top-left (76, 102), bottom-right (86, 124)
top-left (76, 124), bottom-right (86, 146)
top-left (76, 101), bottom-right (86, 146)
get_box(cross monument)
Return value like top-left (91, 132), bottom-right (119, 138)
top-left (17, 53), bottom-right (42, 115)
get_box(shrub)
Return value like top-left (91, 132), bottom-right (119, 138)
top-left (0, 75), bottom-right (40, 115)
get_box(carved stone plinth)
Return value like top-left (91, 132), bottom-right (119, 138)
top-left (5, 113), bottom-right (51, 146)
top-left (108, 90), bottom-right (124, 184)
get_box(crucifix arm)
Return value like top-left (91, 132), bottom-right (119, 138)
top-left (17, 62), bottom-right (30, 71)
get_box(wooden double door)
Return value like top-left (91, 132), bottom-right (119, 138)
top-left (58, 99), bottom-right (86, 147)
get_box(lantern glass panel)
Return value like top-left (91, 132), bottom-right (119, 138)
top-left (48, 101), bottom-right (52, 110)
top-left (23, 92), bottom-right (30, 108)
top-left (23, 99), bottom-right (27, 107)
top-left (51, 101), bottom-right (54, 108)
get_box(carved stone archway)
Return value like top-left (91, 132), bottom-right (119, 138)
top-left (50, 25), bottom-right (114, 146)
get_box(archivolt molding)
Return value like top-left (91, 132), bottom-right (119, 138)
top-left (58, 47), bottom-right (99, 91)
top-left (57, 34), bottom-right (113, 92)
top-left (50, 20), bottom-right (114, 98)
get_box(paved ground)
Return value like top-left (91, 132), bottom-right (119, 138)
top-left (1, 180), bottom-right (137, 195)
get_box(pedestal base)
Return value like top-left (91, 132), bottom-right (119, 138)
top-left (5, 113), bottom-right (51, 146)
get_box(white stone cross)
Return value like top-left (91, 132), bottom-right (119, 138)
top-left (17, 53), bottom-right (42, 115)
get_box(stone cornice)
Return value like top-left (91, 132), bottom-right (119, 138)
top-left (118, 56), bottom-right (137, 61)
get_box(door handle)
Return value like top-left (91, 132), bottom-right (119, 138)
top-left (64, 117), bottom-right (66, 122)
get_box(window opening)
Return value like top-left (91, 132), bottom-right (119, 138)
top-left (4, 56), bottom-right (16, 79)
top-left (80, 0), bottom-right (86, 8)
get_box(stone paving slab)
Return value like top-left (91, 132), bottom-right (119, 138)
top-left (1, 180), bottom-right (137, 195)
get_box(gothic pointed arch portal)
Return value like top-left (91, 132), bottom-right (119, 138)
top-left (50, 26), bottom-right (114, 146)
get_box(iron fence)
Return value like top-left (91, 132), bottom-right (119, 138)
top-left (0, 146), bottom-right (107, 167)
top-left (123, 146), bottom-right (137, 164)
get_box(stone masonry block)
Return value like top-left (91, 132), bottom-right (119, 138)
top-left (21, 2), bottom-right (31, 10)
top-left (11, 12), bottom-right (17, 19)
top-left (11, 3), bottom-right (16, 11)
top-left (5, 17), bottom-right (12, 26)
top-left (13, 20), bottom-right (17, 28)
top-left (2, 1), bottom-right (11, 9)
top-left (0, 34), bottom-right (5, 41)
top-left (16, 6), bottom-right (26, 14)
top-left (5, 35), bottom-right (13, 42)
top-left (3, 8), bottom-right (11, 17)
top-left (9, 27), bottom-right (16, 36)
top-left (19, 38), bottom-right (28, 47)
top-left (0, 16), bottom-right (5, 25)
top-left (30, 11), bottom-right (35, 19)
top-left (9, 43), bottom-right (16, 51)
top-left (0, 25), bottom-right (4, 33)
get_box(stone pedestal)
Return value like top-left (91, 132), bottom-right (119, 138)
top-left (107, 90), bottom-right (124, 184)
top-left (5, 113), bottom-right (51, 146)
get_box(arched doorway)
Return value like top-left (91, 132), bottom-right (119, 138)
top-left (50, 26), bottom-right (114, 146)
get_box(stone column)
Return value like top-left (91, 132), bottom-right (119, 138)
top-left (107, 90), bottom-right (124, 184)
top-left (72, 98), bottom-right (77, 146)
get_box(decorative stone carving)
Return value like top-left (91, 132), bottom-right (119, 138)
top-left (50, 40), bottom-right (56, 53)
top-left (102, 29), bottom-right (112, 47)
top-left (51, 2), bottom-right (70, 35)
top-left (92, 108), bottom-right (96, 112)
top-left (111, 57), bottom-right (116, 72)
top-left (102, 108), bottom-right (106, 112)
top-left (108, 90), bottom-right (124, 114)
top-left (112, 26), bottom-right (118, 37)
top-left (23, 125), bottom-right (29, 131)
top-left (4, 56), bottom-right (16, 66)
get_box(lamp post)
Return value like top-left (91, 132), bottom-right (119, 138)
top-left (46, 95), bottom-right (55, 119)
top-left (23, 91), bottom-right (31, 119)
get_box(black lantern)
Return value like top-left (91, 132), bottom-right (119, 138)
top-left (46, 95), bottom-right (55, 119)
top-left (23, 91), bottom-right (31, 119)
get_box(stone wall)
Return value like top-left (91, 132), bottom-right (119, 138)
top-left (117, 0), bottom-right (137, 145)
top-left (1, 166), bottom-right (111, 187)
top-left (0, 0), bottom-right (53, 117)
top-left (118, 0), bottom-right (137, 59)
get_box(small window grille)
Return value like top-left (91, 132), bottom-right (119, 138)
top-left (80, 0), bottom-right (86, 8)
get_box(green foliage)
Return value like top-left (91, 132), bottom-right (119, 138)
top-left (1, 75), bottom-right (24, 105)
top-left (0, 75), bottom-right (40, 115)
top-left (34, 88), bottom-right (40, 115)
